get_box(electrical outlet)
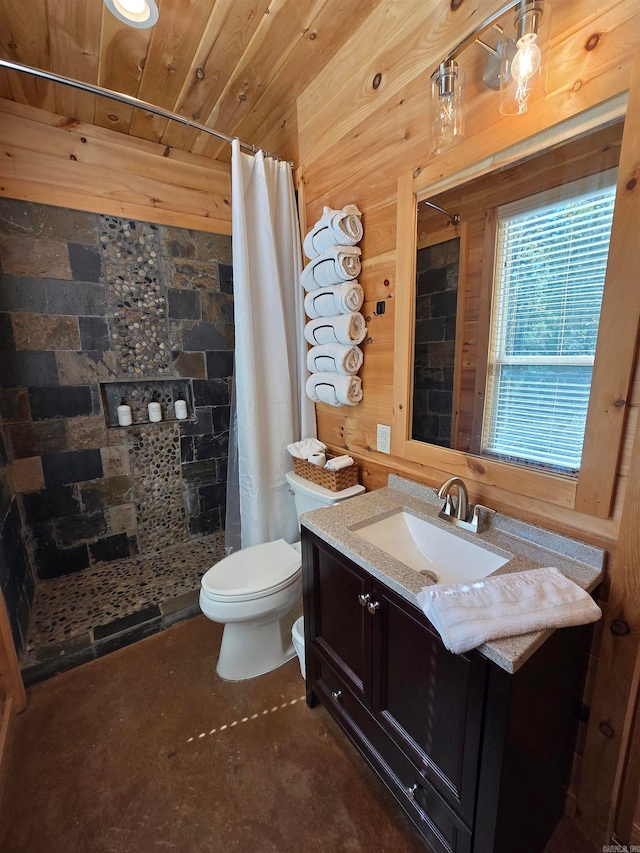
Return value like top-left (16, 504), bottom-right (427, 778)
top-left (377, 424), bottom-right (391, 454)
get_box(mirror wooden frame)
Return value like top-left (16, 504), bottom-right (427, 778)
top-left (392, 93), bottom-right (635, 519)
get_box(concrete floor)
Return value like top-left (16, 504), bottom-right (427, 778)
top-left (1, 615), bottom-right (597, 852)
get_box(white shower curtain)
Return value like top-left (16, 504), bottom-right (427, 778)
top-left (225, 139), bottom-right (316, 551)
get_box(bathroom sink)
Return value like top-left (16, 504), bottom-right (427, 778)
top-left (352, 510), bottom-right (511, 584)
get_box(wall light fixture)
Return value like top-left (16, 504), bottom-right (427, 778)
top-left (104, 0), bottom-right (159, 29)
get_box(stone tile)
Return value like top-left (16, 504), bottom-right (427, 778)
top-left (45, 279), bottom-right (107, 317)
top-left (93, 603), bottom-right (160, 640)
top-left (68, 244), bottom-right (102, 283)
top-left (194, 231), bottom-right (232, 263)
top-left (159, 588), bottom-right (199, 616)
top-left (11, 457), bottom-right (44, 493)
top-left (0, 198), bottom-right (34, 236)
top-left (160, 225), bottom-right (195, 259)
top-left (219, 263), bottom-right (233, 294)
top-left (32, 204), bottom-right (99, 245)
top-left (54, 513), bottom-right (107, 547)
top-left (65, 415), bottom-right (109, 450)
top-left (188, 506), bottom-right (223, 537)
top-left (42, 448), bottom-right (103, 487)
top-left (182, 322), bottom-right (225, 351)
top-left (11, 313), bottom-right (80, 351)
top-left (179, 406), bottom-right (213, 436)
top-left (56, 350), bottom-right (117, 385)
top-left (0, 275), bottom-right (48, 313)
top-left (206, 350), bottom-right (234, 379)
top-left (201, 291), bottom-right (234, 324)
top-left (0, 312), bottom-right (15, 350)
top-left (29, 386), bottom-right (93, 421)
top-left (181, 459), bottom-right (218, 489)
top-left (172, 351), bottom-right (205, 378)
top-left (34, 539), bottom-right (90, 580)
top-left (192, 378), bottom-right (229, 406)
top-left (0, 235), bottom-right (72, 279)
top-left (106, 503), bottom-right (137, 536)
top-left (212, 405), bottom-right (230, 435)
top-left (180, 436), bottom-right (193, 463)
top-left (171, 258), bottom-right (219, 291)
top-left (79, 316), bottom-right (110, 351)
top-left (100, 445), bottom-right (130, 478)
top-left (80, 476), bottom-right (133, 512)
top-left (0, 351), bottom-right (59, 387)
top-left (224, 324), bottom-right (234, 350)
top-left (21, 485), bottom-right (81, 524)
top-left (168, 321), bottom-right (183, 351)
top-left (89, 533), bottom-right (131, 564)
top-left (194, 433), bottom-right (228, 461)
top-left (8, 420), bottom-right (68, 459)
top-left (94, 617), bottom-right (162, 657)
top-left (199, 482), bottom-right (226, 512)
top-left (168, 288), bottom-right (201, 320)
top-left (0, 388), bottom-right (31, 423)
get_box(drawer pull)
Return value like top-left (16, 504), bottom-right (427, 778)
top-left (367, 600), bottom-right (381, 614)
top-left (406, 783), bottom-right (419, 800)
top-left (331, 690), bottom-right (343, 702)
top-left (357, 593), bottom-right (371, 607)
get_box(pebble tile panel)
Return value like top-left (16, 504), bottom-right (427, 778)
top-left (22, 531), bottom-right (225, 663)
top-left (100, 216), bottom-right (171, 376)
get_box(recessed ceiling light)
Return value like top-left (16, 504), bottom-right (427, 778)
top-left (103, 0), bottom-right (159, 29)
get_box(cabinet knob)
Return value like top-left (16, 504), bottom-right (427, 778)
top-left (331, 690), bottom-right (343, 702)
top-left (406, 783), bottom-right (418, 800)
top-left (367, 600), bottom-right (381, 615)
top-left (357, 593), bottom-right (371, 607)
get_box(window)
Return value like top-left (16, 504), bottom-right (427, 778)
top-left (482, 171), bottom-right (617, 473)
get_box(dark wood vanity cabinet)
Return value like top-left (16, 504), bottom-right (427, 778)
top-left (302, 528), bottom-right (593, 853)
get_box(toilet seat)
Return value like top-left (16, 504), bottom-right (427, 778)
top-left (201, 539), bottom-right (301, 603)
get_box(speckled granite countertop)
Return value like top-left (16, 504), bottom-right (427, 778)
top-left (300, 474), bottom-right (604, 674)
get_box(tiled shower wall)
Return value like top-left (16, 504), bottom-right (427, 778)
top-left (0, 199), bottom-right (234, 632)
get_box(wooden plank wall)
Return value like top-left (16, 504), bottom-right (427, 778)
top-left (297, 0), bottom-right (639, 550)
top-left (0, 97), bottom-right (232, 234)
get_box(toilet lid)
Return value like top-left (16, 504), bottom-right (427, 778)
top-left (201, 539), bottom-right (301, 599)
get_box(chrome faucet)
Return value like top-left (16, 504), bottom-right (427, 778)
top-left (436, 476), bottom-right (496, 533)
top-left (437, 477), bottom-right (468, 521)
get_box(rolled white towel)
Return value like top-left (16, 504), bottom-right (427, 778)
top-left (303, 205), bottom-right (363, 259)
top-left (325, 455), bottom-right (354, 471)
top-left (300, 246), bottom-right (361, 291)
top-left (307, 343), bottom-right (363, 376)
top-left (286, 437), bottom-right (327, 459)
top-left (306, 372), bottom-right (363, 407)
top-left (304, 313), bottom-right (367, 346)
top-left (308, 452), bottom-right (327, 467)
top-left (304, 281), bottom-right (364, 319)
top-left (416, 567), bottom-right (602, 655)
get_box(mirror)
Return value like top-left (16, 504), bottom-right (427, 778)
top-left (410, 120), bottom-right (624, 475)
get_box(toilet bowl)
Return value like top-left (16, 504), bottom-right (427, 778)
top-left (200, 470), bottom-right (365, 680)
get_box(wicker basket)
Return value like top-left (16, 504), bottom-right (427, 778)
top-left (293, 455), bottom-right (359, 492)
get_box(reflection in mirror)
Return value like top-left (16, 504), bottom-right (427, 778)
top-left (411, 120), bottom-right (624, 475)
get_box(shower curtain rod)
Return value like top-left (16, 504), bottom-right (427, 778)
top-left (0, 58), bottom-right (291, 165)
top-left (422, 200), bottom-right (461, 225)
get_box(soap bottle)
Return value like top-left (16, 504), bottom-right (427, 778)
top-left (148, 401), bottom-right (162, 423)
top-left (174, 399), bottom-right (188, 420)
top-left (117, 399), bottom-right (132, 427)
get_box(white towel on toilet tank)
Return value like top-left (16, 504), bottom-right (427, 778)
top-left (300, 246), bottom-right (361, 291)
top-left (416, 566), bottom-right (602, 655)
top-left (304, 313), bottom-right (367, 346)
top-left (304, 281), bottom-right (364, 318)
top-left (303, 205), bottom-right (363, 259)
top-left (307, 343), bottom-right (363, 375)
top-left (305, 372), bottom-right (363, 407)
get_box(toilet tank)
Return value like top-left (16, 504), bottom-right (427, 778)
top-left (285, 470), bottom-right (365, 521)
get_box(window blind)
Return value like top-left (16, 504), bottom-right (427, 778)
top-left (483, 178), bottom-right (617, 472)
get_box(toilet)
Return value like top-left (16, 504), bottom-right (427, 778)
top-left (199, 470), bottom-right (365, 680)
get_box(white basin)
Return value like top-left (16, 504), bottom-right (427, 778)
top-left (352, 510), bottom-right (511, 584)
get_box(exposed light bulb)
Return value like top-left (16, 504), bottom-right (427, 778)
top-left (511, 32), bottom-right (542, 112)
top-left (117, 0), bottom-right (148, 13)
top-left (104, 0), bottom-right (158, 28)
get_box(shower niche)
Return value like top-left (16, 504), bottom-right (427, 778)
top-left (100, 379), bottom-right (195, 428)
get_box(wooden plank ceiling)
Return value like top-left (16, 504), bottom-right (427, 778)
top-left (0, 0), bottom-right (383, 164)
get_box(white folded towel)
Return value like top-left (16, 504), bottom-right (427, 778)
top-left (300, 246), bottom-right (361, 292)
top-left (308, 452), bottom-right (326, 467)
top-left (325, 455), bottom-right (354, 471)
top-left (306, 372), bottom-right (363, 407)
top-left (303, 205), bottom-right (363, 259)
top-left (416, 567), bottom-right (601, 655)
top-left (286, 437), bottom-right (327, 460)
top-left (304, 313), bottom-right (367, 346)
top-left (307, 343), bottom-right (363, 376)
top-left (304, 281), bottom-right (364, 319)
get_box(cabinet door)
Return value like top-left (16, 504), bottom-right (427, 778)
top-left (371, 581), bottom-right (487, 824)
top-left (304, 533), bottom-right (372, 705)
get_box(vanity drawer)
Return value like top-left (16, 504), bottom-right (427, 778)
top-left (313, 656), bottom-right (472, 853)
